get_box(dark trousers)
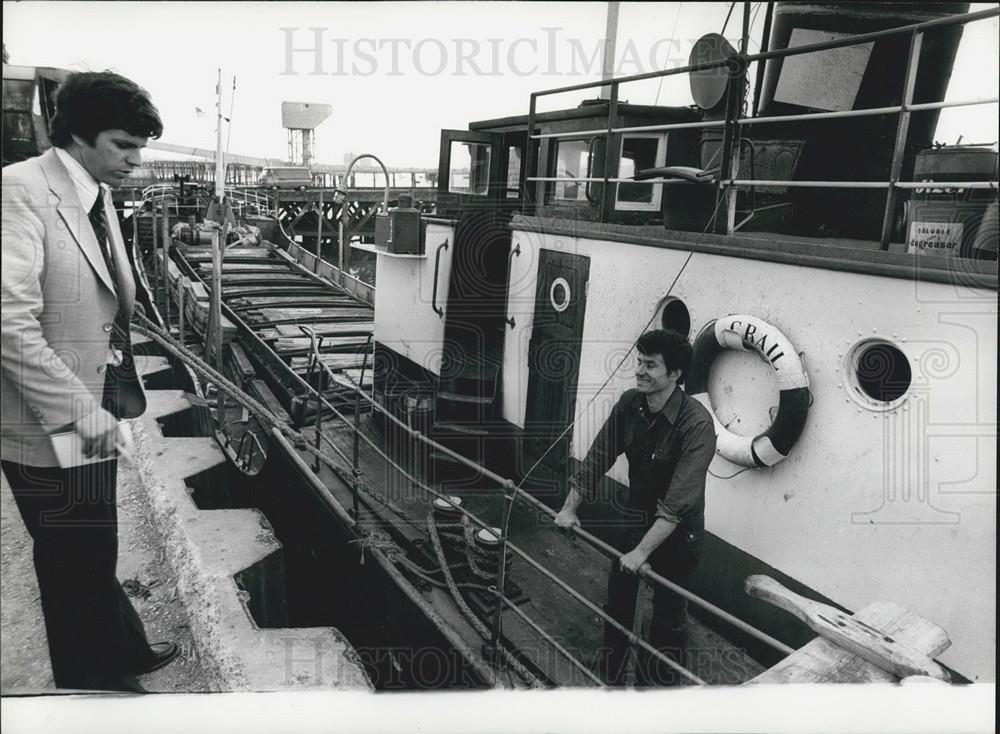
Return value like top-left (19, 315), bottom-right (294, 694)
top-left (2, 459), bottom-right (153, 691)
top-left (601, 528), bottom-right (700, 686)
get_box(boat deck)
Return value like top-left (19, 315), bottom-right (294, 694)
top-left (163, 238), bottom-right (763, 686)
top-left (296, 415), bottom-right (764, 687)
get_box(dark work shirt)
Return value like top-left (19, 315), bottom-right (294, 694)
top-left (570, 387), bottom-right (716, 534)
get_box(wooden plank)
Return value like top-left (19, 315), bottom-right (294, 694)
top-left (216, 273), bottom-right (311, 284)
top-left (255, 306), bottom-right (358, 317)
top-left (289, 353), bottom-right (369, 371)
top-left (228, 343), bottom-right (258, 385)
top-left (222, 287), bottom-right (336, 299)
top-left (273, 323), bottom-right (374, 338)
top-left (229, 297), bottom-right (365, 310)
top-left (750, 601), bottom-right (951, 683)
top-left (182, 248), bottom-right (274, 261)
top-left (341, 369), bottom-right (372, 387)
top-left (251, 307), bottom-right (374, 321)
top-left (197, 263), bottom-right (286, 272)
top-left (250, 379), bottom-right (291, 423)
top-left (745, 576), bottom-right (950, 681)
top-left (273, 336), bottom-right (370, 352)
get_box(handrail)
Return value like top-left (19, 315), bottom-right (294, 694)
top-left (528, 7), bottom-right (999, 100)
top-left (528, 177), bottom-right (998, 190)
top-left (523, 5), bottom-right (999, 245)
top-left (530, 96), bottom-right (999, 140)
top-left (318, 350), bottom-right (797, 658)
top-left (339, 153), bottom-right (392, 273)
top-left (431, 240), bottom-right (449, 318)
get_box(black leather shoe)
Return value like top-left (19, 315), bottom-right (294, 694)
top-left (133, 641), bottom-right (179, 675)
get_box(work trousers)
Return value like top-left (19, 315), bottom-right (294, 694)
top-left (2, 458), bottom-right (153, 691)
top-left (601, 527), bottom-right (700, 686)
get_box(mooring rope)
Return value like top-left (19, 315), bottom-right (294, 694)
top-left (426, 513), bottom-right (544, 689)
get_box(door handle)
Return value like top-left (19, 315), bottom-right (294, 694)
top-left (432, 239), bottom-right (449, 319)
top-left (505, 243), bottom-right (520, 328)
top-left (585, 137), bottom-right (598, 205)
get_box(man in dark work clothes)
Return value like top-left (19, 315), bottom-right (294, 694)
top-left (555, 329), bottom-right (716, 686)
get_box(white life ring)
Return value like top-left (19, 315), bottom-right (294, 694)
top-left (686, 315), bottom-right (810, 468)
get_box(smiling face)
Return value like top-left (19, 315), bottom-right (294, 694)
top-left (635, 350), bottom-right (680, 397)
top-left (71, 129), bottom-right (148, 186)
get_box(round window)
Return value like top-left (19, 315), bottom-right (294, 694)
top-left (845, 339), bottom-right (912, 409)
top-left (658, 297), bottom-right (691, 337)
top-left (549, 277), bottom-right (571, 312)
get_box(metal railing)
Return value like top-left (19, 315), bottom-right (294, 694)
top-left (524, 5), bottom-right (1000, 248)
top-left (147, 209), bottom-right (798, 685)
top-left (291, 332), bottom-right (796, 685)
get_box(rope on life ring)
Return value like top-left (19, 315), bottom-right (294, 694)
top-left (686, 315), bottom-right (810, 468)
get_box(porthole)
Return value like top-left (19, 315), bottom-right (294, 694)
top-left (657, 297), bottom-right (691, 337)
top-left (845, 339), bottom-right (912, 409)
top-left (549, 277), bottom-right (571, 312)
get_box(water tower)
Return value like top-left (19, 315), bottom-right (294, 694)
top-left (281, 101), bottom-right (332, 167)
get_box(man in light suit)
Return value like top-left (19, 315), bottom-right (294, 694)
top-left (2, 71), bottom-right (178, 692)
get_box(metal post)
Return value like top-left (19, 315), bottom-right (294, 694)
top-left (752, 2), bottom-right (775, 117)
top-left (352, 335), bottom-right (372, 520)
top-left (524, 95), bottom-right (538, 214)
top-left (178, 276), bottom-right (188, 344)
top-left (209, 229), bottom-right (224, 370)
top-left (130, 188), bottom-right (139, 252)
top-left (880, 30), bottom-right (923, 250)
top-left (338, 205), bottom-right (347, 275)
top-left (151, 205), bottom-right (159, 277)
top-left (315, 188), bottom-right (324, 272)
top-left (599, 2), bottom-right (620, 100)
top-left (214, 69), bottom-right (225, 202)
top-left (358, 334), bottom-right (373, 399)
top-left (160, 206), bottom-right (171, 328)
top-left (600, 82), bottom-right (619, 223)
top-left (716, 58), bottom-right (747, 234)
top-left (490, 482), bottom-right (516, 656)
top-left (313, 357), bottom-right (324, 472)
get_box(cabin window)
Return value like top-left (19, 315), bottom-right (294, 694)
top-left (506, 146), bottom-right (522, 199)
top-left (448, 140), bottom-right (491, 196)
top-left (550, 139), bottom-right (592, 202)
top-left (616, 134), bottom-right (666, 211)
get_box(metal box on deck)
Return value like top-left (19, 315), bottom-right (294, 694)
top-left (377, 196), bottom-right (424, 255)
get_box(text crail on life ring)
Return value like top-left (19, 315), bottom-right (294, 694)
top-left (686, 315), bottom-right (810, 468)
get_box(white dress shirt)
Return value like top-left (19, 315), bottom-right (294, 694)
top-left (54, 146), bottom-right (107, 212)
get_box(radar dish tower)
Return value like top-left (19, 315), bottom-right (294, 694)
top-left (281, 101), bottom-right (332, 167)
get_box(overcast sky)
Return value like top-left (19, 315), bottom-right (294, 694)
top-left (4, 1), bottom-right (997, 167)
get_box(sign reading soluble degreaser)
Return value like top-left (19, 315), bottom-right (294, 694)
top-left (907, 221), bottom-right (964, 255)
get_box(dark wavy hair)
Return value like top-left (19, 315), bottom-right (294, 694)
top-left (636, 329), bottom-right (693, 382)
top-left (49, 71), bottom-right (162, 147)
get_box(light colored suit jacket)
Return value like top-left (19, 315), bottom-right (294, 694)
top-left (2, 149), bottom-right (146, 466)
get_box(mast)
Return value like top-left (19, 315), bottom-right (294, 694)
top-left (214, 68), bottom-right (225, 201)
top-left (599, 2), bottom-right (620, 100)
top-left (208, 68), bottom-right (226, 371)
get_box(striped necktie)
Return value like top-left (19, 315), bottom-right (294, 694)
top-left (88, 192), bottom-right (130, 353)
top-left (88, 192), bottom-right (119, 285)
